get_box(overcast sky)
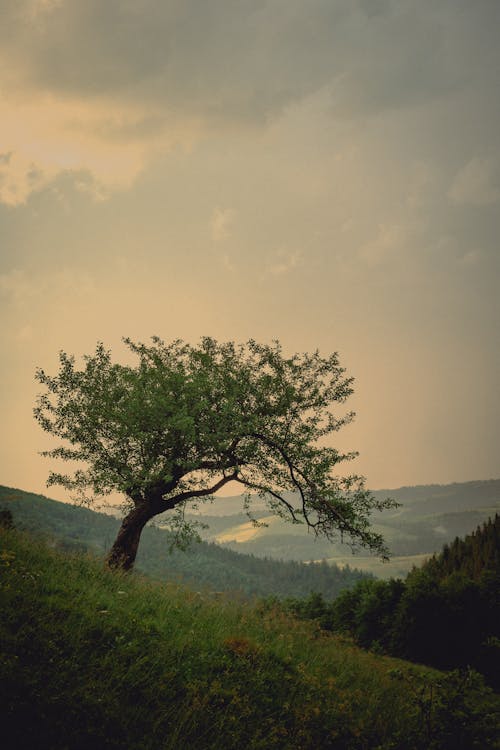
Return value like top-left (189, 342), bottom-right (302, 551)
top-left (1, 0), bottom-right (499, 501)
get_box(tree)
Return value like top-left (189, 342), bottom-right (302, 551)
top-left (34, 337), bottom-right (396, 571)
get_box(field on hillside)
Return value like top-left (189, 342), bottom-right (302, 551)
top-left (181, 480), bottom-right (500, 575)
top-left (1, 527), bottom-right (499, 750)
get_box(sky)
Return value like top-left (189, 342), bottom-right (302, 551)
top-left (1, 0), bottom-right (499, 503)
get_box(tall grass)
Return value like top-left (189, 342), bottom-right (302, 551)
top-left (1, 528), bottom-right (498, 749)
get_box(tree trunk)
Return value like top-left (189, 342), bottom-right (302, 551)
top-left (106, 502), bottom-right (155, 572)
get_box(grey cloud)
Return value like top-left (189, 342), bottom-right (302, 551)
top-left (72, 114), bottom-right (169, 142)
top-left (449, 157), bottom-right (500, 206)
top-left (3, 1), bottom-right (500, 125)
top-left (3, 1), bottom-right (348, 120)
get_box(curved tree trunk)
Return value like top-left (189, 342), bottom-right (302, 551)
top-left (106, 502), bottom-right (155, 572)
top-left (105, 474), bottom-right (236, 572)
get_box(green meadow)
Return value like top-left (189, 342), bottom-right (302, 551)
top-left (1, 527), bottom-right (499, 749)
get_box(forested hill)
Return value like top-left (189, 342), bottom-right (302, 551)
top-left (372, 479), bottom-right (500, 509)
top-left (188, 478), bottom-right (500, 577)
top-left (421, 513), bottom-right (499, 581)
top-left (0, 485), bottom-right (368, 599)
top-left (291, 515), bottom-right (500, 689)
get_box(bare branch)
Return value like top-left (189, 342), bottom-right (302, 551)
top-left (249, 431), bottom-right (309, 514)
top-left (165, 471), bottom-right (239, 507)
top-left (232, 475), bottom-right (301, 524)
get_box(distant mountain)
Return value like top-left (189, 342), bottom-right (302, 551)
top-left (185, 479), bottom-right (500, 519)
top-left (0, 485), bottom-right (368, 599)
top-left (176, 479), bottom-right (500, 577)
top-left (372, 478), bottom-right (500, 515)
top-left (186, 494), bottom-right (271, 517)
top-left (3, 479), bottom-right (498, 583)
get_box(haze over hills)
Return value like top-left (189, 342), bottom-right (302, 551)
top-left (3, 478), bottom-right (498, 582)
top-left (178, 479), bottom-right (500, 578)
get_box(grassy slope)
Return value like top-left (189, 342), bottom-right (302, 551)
top-left (1, 528), bottom-right (499, 750)
top-left (0, 486), bottom-right (368, 599)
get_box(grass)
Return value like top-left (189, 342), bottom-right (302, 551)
top-left (1, 527), bottom-right (499, 749)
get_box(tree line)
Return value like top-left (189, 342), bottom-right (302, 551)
top-left (282, 515), bottom-right (500, 689)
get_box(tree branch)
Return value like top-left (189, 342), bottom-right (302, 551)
top-left (194, 437), bottom-right (245, 471)
top-left (232, 475), bottom-right (301, 524)
top-left (248, 432), bottom-right (376, 545)
top-left (249, 431), bottom-right (309, 514)
top-left (165, 471), bottom-right (239, 507)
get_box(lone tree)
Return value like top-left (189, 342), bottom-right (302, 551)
top-left (35, 337), bottom-right (395, 571)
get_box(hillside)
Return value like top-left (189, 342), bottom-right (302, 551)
top-left (181, 479), bottom-right (500, 578)
top-left (423, 513), bottom-right (500, 581)
top-left (3, 480), bottom-right (499, 585)
top-left (0, 486), bottom-right (368, 600)
top-left (287, 516), bottom-right (500, 690)
top-left (1, 526), bottom-right (499, 749)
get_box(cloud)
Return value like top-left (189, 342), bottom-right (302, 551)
top-left (211, 208), bottom-right (236, 242)
top-left (1, 1), bottom-right (341, 118)
top-left (0, 268), bottom-right (38, 305)
top-left (0, 267), bottom-right (96, 309)
top-left (265, 248), bottom-right (303, 277)
top-left (1, 1), bottom-right (500, 205)
top-left (358, 223), bottom-right (406, 267)
top-left (0, 92), bottom-right (202, 205)
top-left (0, 151), bottom-right (50, 206)
top-left (459, 249), bottom-right (483, 267)
top-left (448, 156), bottom-right (500, 207)
top-left (4, 1), bottom-right (498, 122)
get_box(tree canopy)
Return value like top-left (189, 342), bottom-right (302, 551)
top-left (35, 336), bottom-right (396, 570)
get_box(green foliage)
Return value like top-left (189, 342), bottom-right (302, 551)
top-left (2, 527), bottom-right (499, 749)
top-left (306, 516), bottom-right (500, 689)
top-left (35, 337), bottom-right (397, 566)
top-left (387, 667), bottom-right (498, 749)
top-left (0, 507), bottom-right (14, 529)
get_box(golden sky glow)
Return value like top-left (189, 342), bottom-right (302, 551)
top-left (1, 0), bottom-right (499, 501)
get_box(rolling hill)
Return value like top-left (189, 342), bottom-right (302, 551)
top-left (0, 485), bottom-right (368, 599)
top-left (179, 479), bottom-right (500, 578)
top-left (3, 478), bottom-right (498, 583)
